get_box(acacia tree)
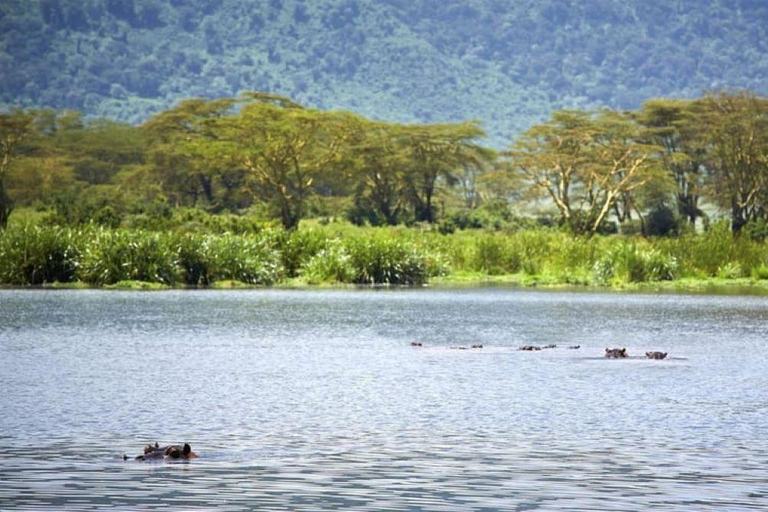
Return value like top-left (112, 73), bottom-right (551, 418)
top-left (215, 93), bottom-right (360, 229)
top-left (582, 111), bottom-right (666, 233)
top-left (694, 91), bottom-right (768, 232)
top-left (347, 121), bottom-right (410, 225)
top-left (638, 98), bottom-right (705, 226)
top-left (398, 121), bottom-right (492, 223)
top-left (505, 110), bottom-right (596, 231)
top-left (507, 109), bottom-right (664, 235)
top-left (142, 97), bottom-right (241, 209)
top-left (0, 110), bottom-right (35, 228)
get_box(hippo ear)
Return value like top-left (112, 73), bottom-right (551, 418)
top-left (183, 443), bottom-right (192, 455)
top-left (605, 348), bottom-right (609, 353)
top-left (155, 442), bottom-right (159, 448)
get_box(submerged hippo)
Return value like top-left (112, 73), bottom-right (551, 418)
top-left (646, 351), bottom-right (668, 360)
top-left (605, 347), bottom-right (628, 358)
top-left (518, 345), bottom-right (541, 351)
top-left (410, 341), bottom-right (423, 347)
top-left (126, 442), bottom-right (198, 461)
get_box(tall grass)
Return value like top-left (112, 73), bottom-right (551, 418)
top-left (78, 229), bottom-right (179, 285)
top-left (0, 224), bottom-right (82, 285)
top-left (342, 232), bottom-right (446, 285)
top-left (2, 221), bottom-right (768, 287)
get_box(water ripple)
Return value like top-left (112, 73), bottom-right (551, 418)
top-left (1, 289), bottom-right (768, 510)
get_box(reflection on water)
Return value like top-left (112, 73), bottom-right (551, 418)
top-left (1, 288), bottom-right (767, 510)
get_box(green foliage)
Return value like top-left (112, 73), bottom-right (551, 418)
top-left (0, 223), bottom-right (81, 284)
top-left (751, 264), bottom-right (768, 280)
top-left (644, 205), bottom-right (681, 237)
top-left (470, 234), bottom-right (522, 275)
top-left (662, 220), bottom-right (734, 277)
top-left (300, 240), bottom-right (354, 284)
top-left (593, 241), bottom-right (679, 284)
top-left (742, 219), bottom-right (768, 242)
top-left (342, 232), bottom-right (445, 285)
top-left (176, 233), bottom-right (280, 286)
top-left (4, 1), bottom-right (766, 148)
top-left (2, 222), bottom-right (768, 288)
top-left (78, 229), bottom-right (179, 285)
top-left (273, 229), bottom-right (329, 278)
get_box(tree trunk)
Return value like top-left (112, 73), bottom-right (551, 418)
top-left (0, 183), bottom-right (12, 229)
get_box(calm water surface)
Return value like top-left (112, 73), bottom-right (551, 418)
top-left (1, 288), bottom-right (767, 510)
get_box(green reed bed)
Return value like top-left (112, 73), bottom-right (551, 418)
top-left (2, 222), bottom-right (768, 288)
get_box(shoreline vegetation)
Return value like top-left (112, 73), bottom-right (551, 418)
top-left (3, 91), bottom-right (768, 297)
top-left (3, 221), bottom-right (768, 294)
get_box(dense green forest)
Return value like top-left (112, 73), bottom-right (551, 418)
top-left (1, 0), bottom-right (767, 145)
top-left (3, 90), bottom-right (768, 234)
top-left (3, 89), bottom-right (768, 287)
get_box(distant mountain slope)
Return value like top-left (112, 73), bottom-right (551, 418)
top-left (2, 0), bottom-right (767, 146)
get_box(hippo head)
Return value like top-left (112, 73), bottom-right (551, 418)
top-left (165, 443), bottom-right (197, 459)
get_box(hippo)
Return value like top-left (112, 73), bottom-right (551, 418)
top-left (542, 344), bottom-right (557, 349)
top-left (126, 442), bottom-right (198, 461)
top-left (518, 345), bottom-right (541, 351)
top-left (605, 347), bottom-right (628, 358)
top-left (567, 345), bottom-right (581, 350)
top-left (410, 341), bottom-right (423, 347)
top-left (646, 351), bottom-right (668, 360)
top-left (471, 344), bottom-right (483, 349)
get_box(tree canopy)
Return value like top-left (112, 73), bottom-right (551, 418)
top-left (2, 0), bottom-right (767, 146)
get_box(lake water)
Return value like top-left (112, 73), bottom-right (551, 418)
top-left (1, 288), bottom-right (767, 510)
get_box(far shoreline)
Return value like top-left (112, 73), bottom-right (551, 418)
top-left (3, 275), bottom-right (768, 296)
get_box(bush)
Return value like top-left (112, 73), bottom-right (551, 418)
top-left (78, 229), bottom-right (179, 285)
top-left (301, 241), bottom-right (354, 283)
top-left (593, 242), bottom-right (678, 284)
top-left (751, 264), bottom-right (768, 280)
top-left (273, 229), bottom-right (328, 278)
top-left (343, 233), bottom-right (444, 285)
top-left (644, 205), bottom-right (680, 237)
top-left (0, 225), bottom-right (82, 285)
top-left (177, 233), bottom-right (281, 285)
top-left (470, 234), bottom-right (522, 275)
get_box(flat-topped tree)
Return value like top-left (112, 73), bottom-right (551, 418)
top-left (347, 120), bottom-right (413, 226)
top-left (214, 92), bottom-right (362, 229)
top-left (141, 97), bottom-right (242, 210)
top-left (507, 109), bottom-right (666, 235)
top-left (396, 121), bottom-right (492, 224)
top-left (693, 91), bottom-right (768, 233)
top-left (637, 98), bottom-right (705, 227)
top-left (0, 110), bottom-right (35, 228)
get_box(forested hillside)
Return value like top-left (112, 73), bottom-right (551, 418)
top-left (2, 0), bottom-right (767, 145)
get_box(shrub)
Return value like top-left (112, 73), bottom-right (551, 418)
top-left (470, 234), bottom-right (521, 275)
top-left (274, 229), bottom-right (328, 278)
top-left (343, 234), bottom-right (443, 285)
top-left (301, 241), bottom-right (354, 283)
top-left (177, 233), bottom-right (281, 285)
top-left (0, 225), bottom-right (82, 285)
top-left (751, 264), bottom-right (768, 280)
top-left (644, 205), bottom-right (680, 237)
top-left (77, 229), bottom-right (179, 285)
top-left (593, 242), bottom-right (678, 284)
